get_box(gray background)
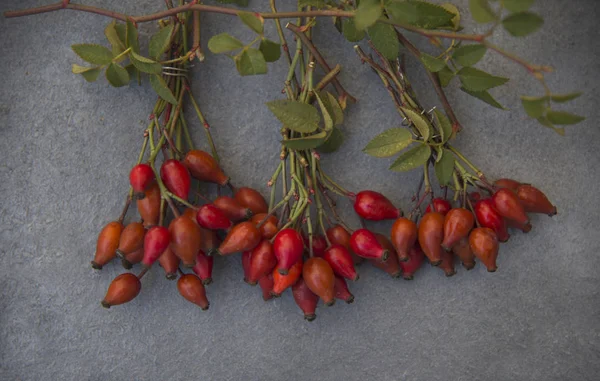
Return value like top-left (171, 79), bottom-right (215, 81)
top-left (1, 1), bottom-right (599, 380)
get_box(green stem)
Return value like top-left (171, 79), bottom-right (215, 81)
top-left (268, 161), bottom-right (283, 211)
top-left (112, 47), bottom-right (132, 62)
top-left (188, 90), bottom-right (219, 162)
top-left (447, 145), bottom-right (483, 177)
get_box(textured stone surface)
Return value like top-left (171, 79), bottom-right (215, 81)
top-left (1, 1), bottom-right (599, 380)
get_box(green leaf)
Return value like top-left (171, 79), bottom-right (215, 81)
top-left (149, 75), bottom-right (178, 105)
top-left (460, 87), bottom-right (505, 109)
top-left (401, 107), bottom-right (431, 142)
top-left (105, 21), bottom-right (126, 56)
top-left (72, 64), bottom-right (102, 82)
top-left (537, 116), bottom-right (565, 135)
top-left (282, 131), bottom-right (328, 150)
top-left (440, 3), bottom-right (461, 30)
top-left (367, 23), bottom-right (399, 60)
top-left (266, 100), bottom-right (320, 133)
top-left (105, 63), bottom-right (130, 87)
top-left (259, 39), bottom-right (281, 62)
top-left (354, 0), bottom-right (382, 31)
top-left (546, 110), bottom-right (585, 125)
top-left (434, 149), bottom-right (455, 186)
top-left (458, 67), bottom-right (509, 92)
top-left (129, 51), bottom-right (162, 74)
top-left (520, 95), bottom-right (547, 118)
top-left (468, 0), bottom-right (496, 23)
top-left (433, 109), bottom-right (452, 143)
top-left (342, 19), bottom-right (365, 42)
top-left (326, 92), bottom-right (344, 126)
top-left (550, 92), bottom-right (582, 103)
top-left (389, 144), bottom-right (431, 172)
top-left (502, 12), bottom-right (544, 37)
top-left (386, 1), bottom-right (455, 29)
top-left (125, 64), bottom-right (137, 82)
top-left (318, 127), bottom-right (344, 153)
top-left (363, 128), bottom-right (413, 157)
top-left (208, 33), bottom-right (244, 54)
top-left (72, 64), bottom-right (94, 74)
top-left (315, 91), bottom-right (334, 132)
top-left (438, 66), bottom-right (455, 87)
top-left (503, 0), bottom-right (535, 13)
top-left (149, 24), bottom-right (174, 59)
top-left (299, 0), bottom-right (327, 7)
top-left (126, 20), bottom-right (140, 54)
top-left (420, 53), bottom-right (446, 72)
top-left (71, 44), bottom-right (113, 65)
top-left (235, 48), bottom-right (267, 76)
top-left (238, 11), bottom-right (264, 34)
top-left (115, 24), bottom-right (126, 46)
top-left (452, 44), bottom-right (487, 66)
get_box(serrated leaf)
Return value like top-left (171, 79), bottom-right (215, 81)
top-left (420, 53), bottom-right (446, 72)
top-left (520, 96), bottom-right (547, 118)
top-left (433, 109), bottom-right (452, 143)
top-left (354, 0), bottom-right (382, 30)
top-left (401, 107), bottom-right (431, 142)
top-left (502, 12), bottom-right (543, 37)
top-left (537, 116), bottom-right (565, 135)
top-left (259, 39), bottom-right (281, 62)
top-left (77, 67), bottom-right (102, 82)
top-left (326, 92), bottom-right (344, 126)
top-left (150, 75), bottom-right (178, 105)
top-left (342, 19), bottom-right (365, 42)
top-left (435, 149), bottom-right (455, 186)
top-left (546, 110), bottom-right (585, 125)
top-left (458, 67), bottom-right (509, 92)
top-left (105, 21), bottom-right (126, 56)
top-left (71, 44), bottom-right (113, 65)
top-left (126, 20), bottom-right (140, 53)
top-left (72, 64), bottom-right (94, 74)
top-left (266, 100), bottom-right (320, 133)
top-left (461, 87), bottom-right (505, 109)
top-left (386, 1), bottom-right (455, 29)
top-left (105, 63), bottom-right (130, 87)
top-left (503, 0), bottom-right (535, 13)
top-left (129, 51), bottom-right (162, 74)
top-left (238, 11), bottom-right (264, 34)
top-left (299, 0), bottom-right (326, 7)
top-left (440, 3), bottom-right (461, 30)
top-left (389, 144), bottom-right (431, 172)
top-left (282, 131), bottom-right (328, 150)
top-left (315, 92), bottom-right (334, 132)
top-left (149, 24), bottom-right (174, 59)
top-left (235, 48), bottom-right (267, 76)
top-left (367, 23), bottom-right (399, 60)
top-left (438, 66), bottom-right (455, 87)
top-left (452, 44), bottom-right (487, 66)
top-left (208, 33), bottom-right (244, 54)
top-left (550, 92), bottom-right (582, 103)
top-left (318, 127), bottom-right (344, 153)
top-left (363, 128), bottom-right (413, 157)
top-left (469, 0), bottom-right (496, 23)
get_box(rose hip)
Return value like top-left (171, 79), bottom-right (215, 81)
top-left (259, 273), bottom-right (274, 301)
top-left (129, 163), bottom-right (155, 197)
top-left (303, 233), bottom-right (328, 257)
top-left (251, 213), bottom-right (279, 239)
top-left (322, 244), bottom-right (359, 281)
top-left (177, 274), bottom-right (209, 310)
top-left (158, 246), bottom-right (180, 280)
top-left (506, 218), bottom-right (532, 233)
top-left (272, 260), bottom-right (303, 296)
top-left (452, 237), bottom-right (476, 270)
top-left (160, 159), bottom-right (191, 200)
top-left (137, 183), bottom-right (161, 227)
top-left (101, 273), bottom-right (141, 308)
top-left (475, 199), bottom-right (510, 242)
top-left (213, 196), bottom-right (252, 221)
top-left (292, 277), bottom-right (319, 321)
top-left (196, 204), bottom-right (232, 230)
top-left (350, 229), bottom-right (389, 261)
top-left (390, 217), bottom-right (417, 262)
top-left (516, 184), bottom-right (557, 216)
top-left (492, 188), bottom-right (530, 226)
top-left (234, 187), bottom-right (268, 215)
top-left (116, 222), bottom-right (145, 259)
top-left (273, 228), bottom-right (304, 275)
top-left (183, 149), bottom-right (229, 186)
top-left (142, 226), bottom-right (170, 268)
top-left (333, 276), bottom-right (354, 304)
top-left (217, 221), bottom-right (261, 256)
top-left (438, 250), bottom-right (456, 277)
top-left (242, 250), bottom-right (252, 283)
top-left (469, 227), bottom-right (499, 272)
top-left (121, 247), bottom-right (144, 269)
top-left (169, 216), bottom-right (202, 267)
top-left (303, 257), bottom-right (336, 306)
top-left (417, 212), bottom-right (445, 266)
top-left (399, 245), bottom-right (425, 280)
top-left (92, 221), bottom-right (123, 269)
top-left (353, 190), bottom-right (401, 221)
top-left (441, 208), bottom-right (474, 251)
top-left (425, 198), bottom-right (452, 216)
top-left (371, 234), bottom-right (402, 278)
top-left (327, 225), bottom-right (363, 265)
top-left (494, 178), bottom-right (522, 192)
top-left (192, 250), bottom-right (214, 285)
top-left (201, 228), bottom-right (220, 256)
top-left (247, 240), bottom-right (277, 285)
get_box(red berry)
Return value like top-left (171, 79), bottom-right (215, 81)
top-left (303, 257), bottom-right (336, 306)
top-left (438, 250), bottom-right (456, 277)
top-left (258, 273), bottom-right (274, 301)
top-left (192, 250), bottom-right (214, 285)
top-left (350, 229), bottom-right (389, 261)
top-left (160, 159), bottom-right (191, 200)
top-left (322, 244), bottom-right (358, 281)
top-left (425, 198), bottom-right (451, 216)
top-left (213, 195), bottom-right (253, 221)
top-left (217, 222), bottom-right (261, 256)
top-left (142, 226), bottom-right (170, 268)
top-left (169, 216), bottom-right (202, 267)
top-left (441, 208), bottom-right (475, 251)
top-left (101, 273), bottom-right (141, 308)
top-left (158, 246), bottom-right (180, 280)
top-left (399, 245), bottom-right (425, 280)
top-left (516, 184), bottom-right (557, 216)
top-left (494, 178), bottom-right (521, 192)
top-left (251, 213), bottom-right (279, 239)
top-left (273, 228), bottom-right (304, 275)
top-left (292, 277), bottom-right (319, 321)
top-left (417, 212), bottom-right (445, 266)
top-left (247, 240), bottom-right (277, 285)
top-left (177, 274), bottom-right (209, 310)
top-left (234, 187), bottom-right (268, 215)
top-left (333, 276), bottom-right (354, 304)
top-left (452, 237), bottom-right (475, 270)
top-left (327, 225), bottom-right (363, 265)
top-left (183, 150), bottom-right (229, 186)
top-left (272, 260), bottom-right (303, 296)
top-left (371, 234), bottom-right (402, 278)
top-left (91, 221), bottom-right (123, 270)
top-left (196, 204), bottom-right (232, 230)
top-left (116, 222), bottom-right (145, 260)
top-left (390, 217), bottom-right (417, 262)
top-left (353, 190), bottom-right (400, 221)
top-left (303, 233), bottom-right (327, 257)
top-left (492, 188), bottom-right (530, 226)
top-left (474, 199), bottom-right (510, 242)
top-left (129, 163), bottom-right (155, 195)
top-left (137, 183), bottom-right (161, 227)
top-left (469, 227), bottom-right (499, 272)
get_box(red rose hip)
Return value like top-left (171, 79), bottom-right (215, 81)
top-left (273, 228), bottom-right (304, 275)
top-left (353, 190), bottom-right (401, 221)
